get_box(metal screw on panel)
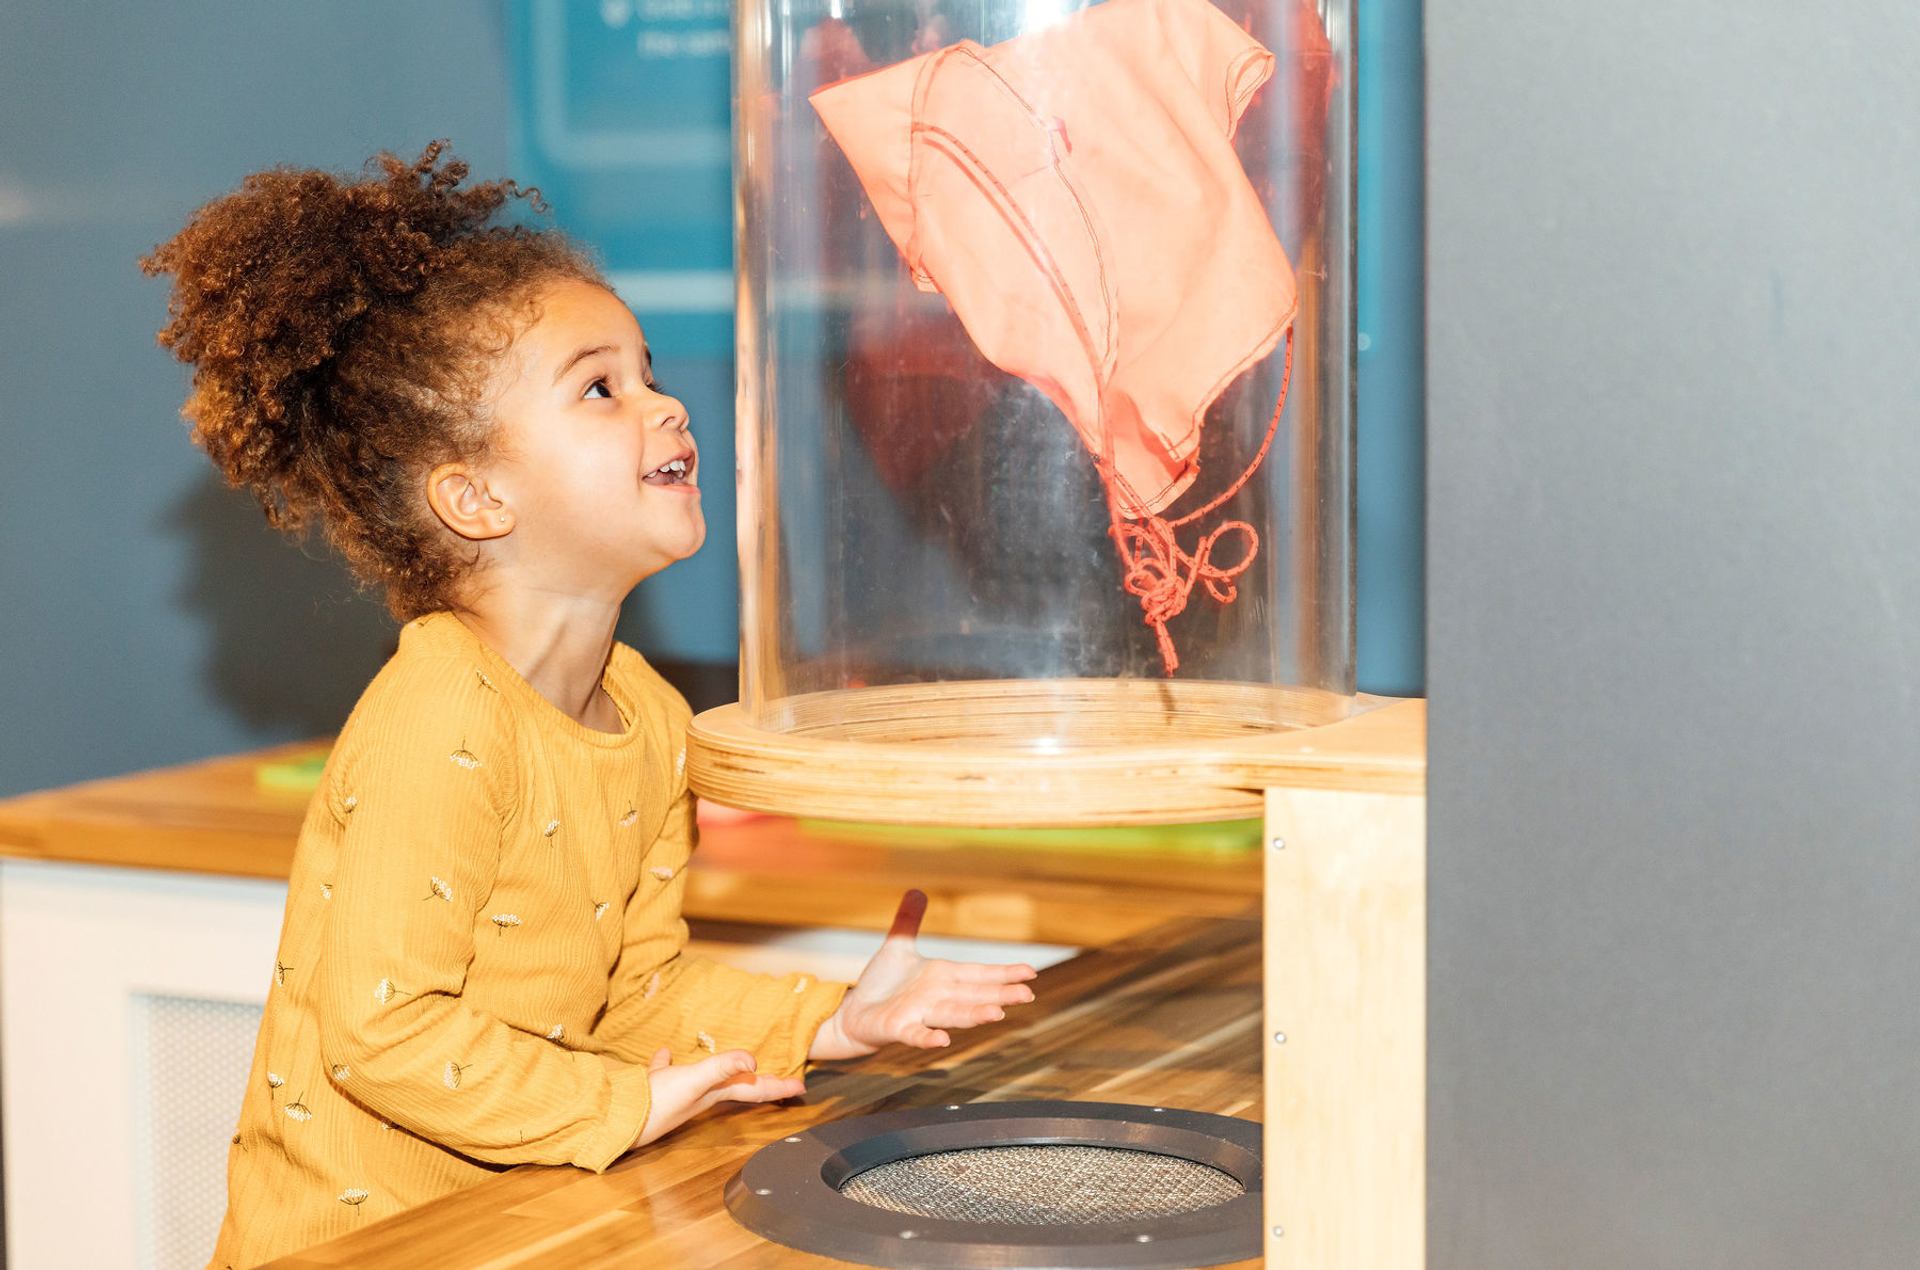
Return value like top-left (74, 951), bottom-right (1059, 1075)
top-left (1135, 1234), bottom-right (1154, 1243)
top-left (945, 1104), bottom-right (960, 1110)
top-left (783, 1136), bottom-right (801, 1143)
top-left (900, 1231), bottom-right (918, 1240)
top-left (1270, 836), bottom-right (1286, 851)
top-left (1273, 1031), bottom-right (1287, 1045)
top-left (1273, 1225), bottom-right (1286, 1238)
top-left (755, 1188), bottom-right (772, 1196)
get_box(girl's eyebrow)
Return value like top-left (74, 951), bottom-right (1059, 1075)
top-left (552, 343), bottom-right (615, 386)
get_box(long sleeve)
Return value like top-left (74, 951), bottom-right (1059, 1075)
top-left (312, 655), bottom-right (650, 1173)
top-left (587, 787), bottom-right (852, 1078)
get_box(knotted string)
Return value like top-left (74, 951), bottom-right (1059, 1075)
top-left (1096, 328), bottom-right (1293, 675)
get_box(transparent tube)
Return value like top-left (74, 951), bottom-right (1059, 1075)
top-left (734, 0), bottom-right (1353, 748)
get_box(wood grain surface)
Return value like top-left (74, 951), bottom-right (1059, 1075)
top-left (690, 692), bottom-right (1425, 827)
top-left (264, 909), bottom-right (1264, 1270)
top-left (0, 744), bottom-right (1260, 947)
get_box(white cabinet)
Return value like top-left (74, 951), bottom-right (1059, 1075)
top-left (0, 860), bottom-right (285, 1270)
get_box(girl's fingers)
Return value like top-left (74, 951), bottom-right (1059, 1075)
top-left (952, 999), bottom-right (1013, 1029)
top-left (922, 1000), bottom-right (1007, 1029)
top-left (877, 982), bottom-right (1035, 1038)
top-left (921, 981), bottom-right (1034, 1009)
top-left (697, 1049), bottom-right (758, 1087)
top-left (897, 1021), bottom-right (951, 1048)
top-left (692, 1050), bottom-right (806, 1109)
top-left (649, 1046), bottom-right (674, 1072)
top-left (705, 1074), bottom-right (807, 1107)
top-left (947, 961), bottom-right (1038, 985)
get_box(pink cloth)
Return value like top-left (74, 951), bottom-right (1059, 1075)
top-left (810, 0), bottom-right (1296, 517)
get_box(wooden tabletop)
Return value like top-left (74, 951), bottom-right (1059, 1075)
top-left (265, 908), bottom-right (1264, 1270)
top-left (0, 742), bottom-right (1259, 947)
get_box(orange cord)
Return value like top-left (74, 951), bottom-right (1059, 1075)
top-left (1097, 328), bottom-right (1292, 675)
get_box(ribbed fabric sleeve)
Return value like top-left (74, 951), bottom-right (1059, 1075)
top-left (313, 655), bottom-right (652, 1172)
top-left (587, 787), bottom-right (853, 1077)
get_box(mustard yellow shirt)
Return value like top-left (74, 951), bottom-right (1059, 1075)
top-left (210, 612), bottom-right (851, 1268)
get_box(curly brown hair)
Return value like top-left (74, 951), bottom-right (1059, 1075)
top-left (140, 140), bottom-right (606, 620)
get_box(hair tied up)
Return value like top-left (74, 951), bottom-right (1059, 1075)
top-left (139, 141), bottom-right (599, 619)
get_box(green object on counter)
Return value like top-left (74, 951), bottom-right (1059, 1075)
top-left (255, 750), bottom-right (330, 794)
top-left (795, 817), bottom-right (1262, 853)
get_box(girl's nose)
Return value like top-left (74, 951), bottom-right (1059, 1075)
top-left (647, 394), bottom-right (689, 435)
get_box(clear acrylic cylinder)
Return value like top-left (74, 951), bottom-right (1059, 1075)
top-left (733, 0), bottom-right (1354, 751)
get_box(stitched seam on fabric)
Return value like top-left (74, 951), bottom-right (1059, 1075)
top-left (1222, 46), bottom-right (1275, 140)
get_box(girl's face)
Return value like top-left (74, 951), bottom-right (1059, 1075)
top-left (481, 278), bottom-right (704, 597)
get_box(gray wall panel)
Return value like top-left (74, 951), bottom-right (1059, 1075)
top-left (1426, 1), bottom-right (1920, 1266)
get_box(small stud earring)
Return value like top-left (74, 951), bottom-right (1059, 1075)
top-left (496, 515), bottom-right (508, 525)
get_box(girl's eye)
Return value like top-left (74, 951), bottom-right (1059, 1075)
top-left (584, 378), bottom-right (612, 400)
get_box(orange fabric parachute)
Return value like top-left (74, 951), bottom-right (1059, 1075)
top-left (811, 0), bottom-right (1298, 674)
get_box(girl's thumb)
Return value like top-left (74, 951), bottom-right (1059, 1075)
top-left (709, 1049), bottom-right (756, 1081)
top-left (885, 888), bottom-right (928, 945)
top-left (649, 1046), bottom-right (673, 1072)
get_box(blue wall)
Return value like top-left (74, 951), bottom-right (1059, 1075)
top-left (1355, 0), bottom-right (1426, 697)
top-left (0, 1), bottom-right (517, 799)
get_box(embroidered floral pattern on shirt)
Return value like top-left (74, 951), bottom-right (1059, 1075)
top-left (331, 1065), bottom-right (351, 1082)
top-left (543, 819), bottom-right (561, 837)
top-left (285, 1098), bottom-right (313, 1122)
top-left (696, 1031), bottom-right (717, 1054)
top-left (339, 1188), bottom-right (369, 1207)
top-left (619, 806), bottom-right (638, 827)
top-left (449, 747), bottom-right (481, 770)
top-left (547, 1024), bottom-right (565, 1042)
top-left (274, 961), bottom-right (291, 987)
top-left (444, 1060), bottom-right (469, 1091)
top-left (423, 876), bottom-right (453, 903)
top-left (649, 865), bottom-right (675, 881)
top-left (593, 901), bottom-right (611, 921)
top-left (490, 913), bottom-right (522, 933)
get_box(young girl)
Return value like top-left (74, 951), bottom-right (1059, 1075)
top-left (142, 142), bottom-right (1039, 1268)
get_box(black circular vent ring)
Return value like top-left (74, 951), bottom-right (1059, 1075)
top-left (724, 1100), bottom-right (1263, 1269)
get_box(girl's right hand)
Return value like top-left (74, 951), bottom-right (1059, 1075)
top-left (632, 1045), bottom-right (806, 1148)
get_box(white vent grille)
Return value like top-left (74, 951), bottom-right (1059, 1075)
top-left (128, 994), bottom-right (262, 1270)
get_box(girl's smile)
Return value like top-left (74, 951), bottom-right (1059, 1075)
top-left (641, 445), bottom-right (698, 490)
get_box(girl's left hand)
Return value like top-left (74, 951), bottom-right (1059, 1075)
top-left (810, 889), bottom-right (1039, 1060)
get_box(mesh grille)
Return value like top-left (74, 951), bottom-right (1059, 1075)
top-left (130, 994), bottom-right (262, 1270)
top-left (837, 1144), bottom-right (1244, 1225)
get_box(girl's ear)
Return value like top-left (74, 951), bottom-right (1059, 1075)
top-left (426, 463), bottom-right (514, 541)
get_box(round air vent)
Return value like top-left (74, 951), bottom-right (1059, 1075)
top-left (725, 1100), bottom-right (1261, 1269)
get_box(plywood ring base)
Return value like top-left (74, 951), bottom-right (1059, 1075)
top-left (688, 683), bottom-right (1423, 827)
